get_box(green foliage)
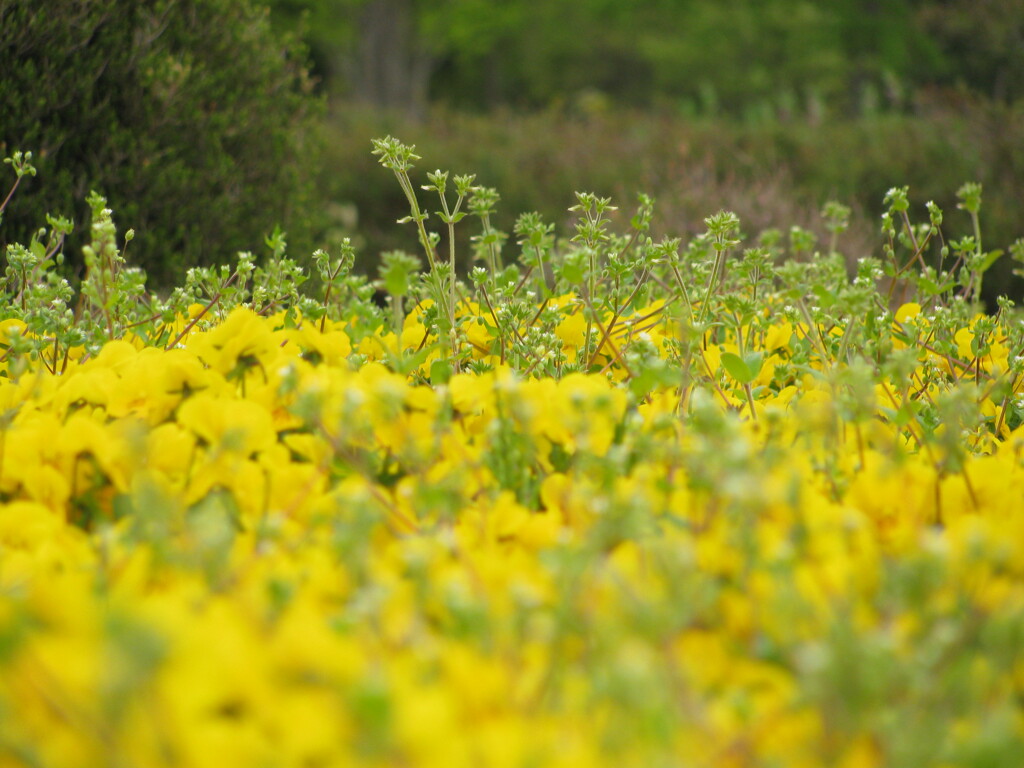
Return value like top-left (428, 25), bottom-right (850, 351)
top-left (2, 136), bottom-right (1023, 437)
top-left (917, 0), bottom-right (1024, 103)
top-left (0, 0), bottom-right (323, 286)
top-left (269, 0), bottom-right (1019, 116)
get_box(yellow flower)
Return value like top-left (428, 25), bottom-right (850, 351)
top-left (284, 323), bottom-right (352, 366)
top-left (554, 307), bottom-right (587, 360)
top-left (177, 394), bottom-right (276, 457)
top-left (187, 307), bottom-right (278, 380)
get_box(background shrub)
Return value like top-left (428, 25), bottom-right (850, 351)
top-left (320, 100), bottom-right (1024, 304)
top-left (0, 0), bottom-right (323, 286)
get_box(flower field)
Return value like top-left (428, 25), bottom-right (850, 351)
top-left (1, 145), bottom-right (1024, 767)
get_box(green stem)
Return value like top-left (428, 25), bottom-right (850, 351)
top-left (697, 244), bottom-right (728, 326)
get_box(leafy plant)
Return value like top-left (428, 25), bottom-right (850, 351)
top-left (0, 135), bottom-right (1023, 768)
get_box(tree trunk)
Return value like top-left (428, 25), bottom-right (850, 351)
top-left (346, 0), bottom-right (432, 120)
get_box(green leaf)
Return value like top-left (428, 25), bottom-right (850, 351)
top-left (390, 345), bottom-right (433, 376)
top-left (811, 284), bottom-right (836, 309)
top-left (430, 359), bottom-right (452, 385)
top-left (382, 267), bottom-right (411, 298)
top-left (742, 351), bottom-right (764, 379)
top-left (720, 352), bottom-right (753, 384)
top-left (917, 276), bottom-right (958, 296)
top-left (977, 249), bottom-right (1004, 275)
top-left (561, 261), bottom-right (585, 284)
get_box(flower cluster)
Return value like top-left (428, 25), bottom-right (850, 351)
top-left (1, 291), bottom-right (1023, 768)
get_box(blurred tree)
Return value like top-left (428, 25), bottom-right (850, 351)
top-left (1, 0), bottom-right (322, 284)
top-left (629, 1), bottom-right (850, 114)
top-left (915, 0), bottom-right (1024, 103)
top-left (270, 0), bottom-right (1019, 116)
top-left (347, 0), bottom-right (431, 118)
top-left (270, 0), bottom-right (528, 116)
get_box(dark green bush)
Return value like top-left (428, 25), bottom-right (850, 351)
top-left (0, 0), bottom-right (322, 286)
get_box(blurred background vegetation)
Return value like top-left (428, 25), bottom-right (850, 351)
top-left (2, 0), bottom-right (1023, 300)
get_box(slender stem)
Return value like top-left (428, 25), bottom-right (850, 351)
top-left (533, 241), bottom-right (548, 295)
top-left (588, 268), bottom-right (650, 367)
top-left (697, 246), bottom-right (727, 326)
top-left (899, 210), bottom-right (926, 269)
top-left (512, 264), bottom-right (535, 297)
top-left (834, 317), bottom-right (858, 365)
top-left (165, 272), bottom-right (238, 350)
top-left (478, 284), bottom-right (506, 365)
top-left (392, 295), bottom-right (404, 352)
top-left (994, 392), bottom-right (1012, 437)
top-left (743, 383), bottom-right (758, 423)
top-left (579, 293), bottom-right (633, 379)
top-left (395, 174), bottom-right (424, 258)
top-left (796, 299), bottom-right (830, 363)
top-left (667, 262), bottom-right (694, 324)
top-left (527, 297), bottom-right (550, 328)
top-left (320, 260), bottom-right (343, 333)
top-left (970, 209), bottom-right (984, 304)
top-left (0, 176), bottom-right (22, 217)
